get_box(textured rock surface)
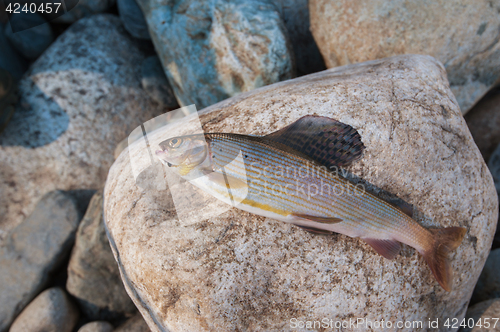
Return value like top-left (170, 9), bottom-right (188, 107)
top-left (78, 321), bottom-right (114, 332)
top-left (114, 315), bottom-right (151, 332)
top-left (4, 12), bottom-right (54, 60)
top-left (309, 0), bottom-right (500, 114)
top-left (137, 0), bottom-right (294, 109)
top-left (463, 299), bottom-right (500, 332)
top-left (104, 55), bottom-right (497, 331)
top-left (118, 0), bottom-right (150, 39)
top-left (0, 191), bottom-right (79, 332)
top-left (471, 249), bottom-right (500, 304)
top-left (9, 287), bottom-right (79, 332)
top-left (270, 0), bottom-right (325, 76)
top-left (0, 14), bottom-right (167, 234)
top-left (67, 191), bottom-right (136, 321)
top-left (465, 87), bottom-right (500, 162)
top-left (141, 56), bottom-right (178, 109)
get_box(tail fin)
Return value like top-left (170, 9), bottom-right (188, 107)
top-left (423, 227), bottom-right (467, 291)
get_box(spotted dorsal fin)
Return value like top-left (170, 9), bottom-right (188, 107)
top-left (265, 115), bottom-right (365, 169)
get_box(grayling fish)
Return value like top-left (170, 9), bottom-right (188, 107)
top-left (155, 115), bottom-right (466, 291)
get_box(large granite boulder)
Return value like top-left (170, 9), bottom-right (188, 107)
top-left (0, 14), bottom-right (167, 234)
top-left (136, 0), bottom-right (294, 109)
top-left (309, 0), bottom-right (500, 114)
top-left (104, 55), bottom-right (497, 331)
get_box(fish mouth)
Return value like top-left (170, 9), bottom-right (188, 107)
top-left (155, 149), bottom-right (173, 167)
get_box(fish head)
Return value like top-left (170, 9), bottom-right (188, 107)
top-left (155, 134), bottom-right (209, 175)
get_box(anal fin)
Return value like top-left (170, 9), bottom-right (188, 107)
top-left (362, 238), bottom-right (401, 260)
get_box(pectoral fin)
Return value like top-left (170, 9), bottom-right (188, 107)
top-left (362, 238), bottom-right (401, 260)
top-left (291, 213), bottom-right (342, 224)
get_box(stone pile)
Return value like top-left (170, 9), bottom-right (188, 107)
top-left (0, 1), bottom-right (499, 331)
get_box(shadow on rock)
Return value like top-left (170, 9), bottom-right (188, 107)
top-left (0, 81), bottom-right (69, 148)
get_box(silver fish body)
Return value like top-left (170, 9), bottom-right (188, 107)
top-left (156, 116), bottom-right (466, 291)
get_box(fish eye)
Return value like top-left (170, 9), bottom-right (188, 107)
top-left (169, 138), bottom-right (183, 148)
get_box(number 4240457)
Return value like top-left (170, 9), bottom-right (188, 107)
top-left (6, 3), bottom-right (62, 14)
top-left (444, 317), bottom-right (499, 329)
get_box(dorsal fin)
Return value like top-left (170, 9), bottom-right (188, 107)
top-left (265, 115), bottom-right (365, 169)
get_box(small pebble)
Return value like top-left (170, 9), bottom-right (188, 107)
top-left (9, 287), bottom-right (79, 332)
top-left (77, 321), bottom-right (114, 332)
top-left (114, 314), bottom-right (150, 332)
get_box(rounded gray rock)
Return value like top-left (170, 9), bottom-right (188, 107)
top-left (114, 315), bottom-right (150, 332)
top-left (463, 299), bottom-right (500, 332)
top-left (0, 191), bottom-right (80, 331)
top-left (9, 287), bottom-right (79, 332)
top-left (104, 55), bottom-right (497, 331)
top-left (67, 191), bottom-right (136, 321)
top-left (0, 14), bottom-right (167, 234)
top-left (309, 0), bottom-right (500, 114)
top-left (4, 12), bottom-right (54, 60)
top-left (77, 321), bottom-right (114, 332)
top-left (136, 0), bottom-right (294, 109)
